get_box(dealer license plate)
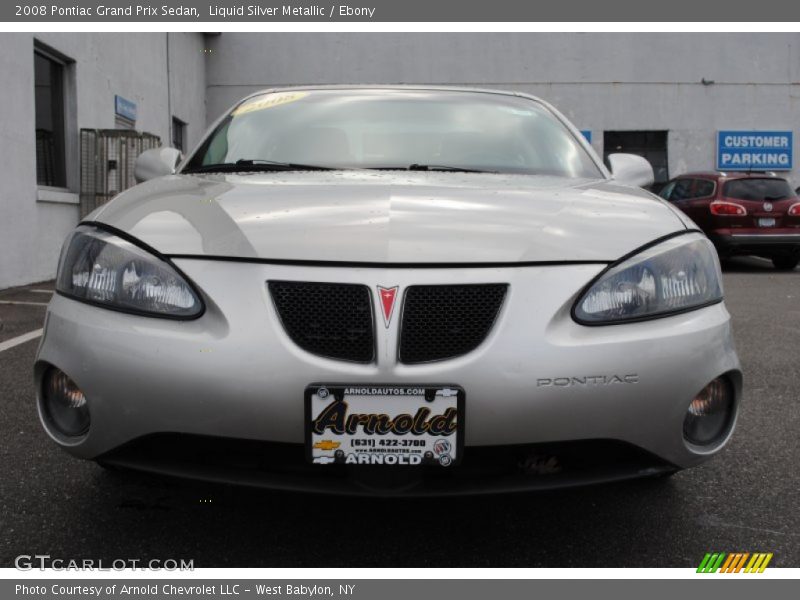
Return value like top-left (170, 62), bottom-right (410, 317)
top-left (306, 385), bottom-right (464, 467)
top-left (759, 218), bottom-right (776, 227)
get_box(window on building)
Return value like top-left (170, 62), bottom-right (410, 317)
top-left (172, 117), bottom-right (186, 152)
top-left (34, 48), bottom-right (67, 187)
top-left (603, 130), bottom-right (669, 190)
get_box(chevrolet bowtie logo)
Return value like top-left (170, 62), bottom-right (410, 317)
top-left (313, 440), bottom-right (341, 451)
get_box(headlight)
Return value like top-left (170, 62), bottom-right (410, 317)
top-left (56, 225), bottom-right (203, 318)
top-left (573, 233), bottom-right (722, 324)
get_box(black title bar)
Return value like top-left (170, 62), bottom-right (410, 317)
top-left (5, 0), bottom-right (800, 21)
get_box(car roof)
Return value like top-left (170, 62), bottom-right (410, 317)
top-left (238, 84), bottom-right (547, 104)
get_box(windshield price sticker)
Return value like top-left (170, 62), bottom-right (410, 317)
top-left (232, 91), bottom-right (309, 116)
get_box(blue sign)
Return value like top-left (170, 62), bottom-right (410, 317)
top-left (114, 95), bottom-right (137, 122)
top-left (717, 131), bottom-right (793, 171)
top-left (580, 130), bottom-right (592, 143)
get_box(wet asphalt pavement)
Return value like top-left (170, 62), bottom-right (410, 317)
top-left (1, 257), bottom-right (798, 568)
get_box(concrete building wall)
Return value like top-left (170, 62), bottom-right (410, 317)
top-left (168, 32), bottom-right (210, 151)
top-left (205, 33), bottom-right (800, 185)
top-left (0, 32), bottom-right (206, 289)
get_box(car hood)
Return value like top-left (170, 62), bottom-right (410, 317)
top-left (91, 171), bottom-right (685, 263)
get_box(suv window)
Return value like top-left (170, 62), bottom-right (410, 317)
top-left (661, 178), bottom-right (717, 201)
top-left (669, 179), bottom-right (694, 201)
top-left (694, 179), bottom-right (715, 198)
top-left (723, 178), bottom-right (794, 201)
top-left (658, 181), bottom-right (675, 200)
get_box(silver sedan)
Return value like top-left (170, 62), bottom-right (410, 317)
top-left (35, 87), bottom-right (741, 495)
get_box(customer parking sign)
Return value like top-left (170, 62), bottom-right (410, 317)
top-left (717, 131), bottom-right (793, 171)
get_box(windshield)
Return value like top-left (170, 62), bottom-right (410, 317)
top-left (723, 178), bottom-right (795, 201)
top-left (183, 89), bottom-right (603, 178)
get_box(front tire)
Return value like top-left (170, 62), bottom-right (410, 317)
top-left (772, 255), bottom-right (799, 270)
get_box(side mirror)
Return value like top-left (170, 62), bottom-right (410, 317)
top-left (134, 147), bottom-right (183, 183)
top-left (607, 153), bottom-right (654, 188)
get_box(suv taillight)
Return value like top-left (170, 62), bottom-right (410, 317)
top-left (789, 203), bottom-right (800, 216)
top-left (710, 201), bottom-right (747, 216)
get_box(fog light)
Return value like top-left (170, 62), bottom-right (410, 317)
top-left (42, 369), bottom-right (90, 437)
top-left (683, 377), bottom-right (734, 446)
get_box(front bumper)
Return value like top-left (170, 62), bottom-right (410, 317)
top-left (97, 434), bottom-right (678, 496)
top-left (35, 260), bottom-right (742, 493)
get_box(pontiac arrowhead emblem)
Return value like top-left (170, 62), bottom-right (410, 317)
top-left (377, 286), bottom-right (399, 328)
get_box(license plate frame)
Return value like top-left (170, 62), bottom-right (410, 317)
top-left (305, 384), bottom-right (465, 467)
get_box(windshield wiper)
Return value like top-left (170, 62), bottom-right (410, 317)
top-left (184, 160), bottom-right (498, 175)
top-left (182, 159), bottom-right (338, 174)
top-left (409, 163), bottom-right (497, 173)
top-left (366, 164), bottom-right (498, 174)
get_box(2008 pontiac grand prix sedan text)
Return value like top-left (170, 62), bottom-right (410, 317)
top-left (34, 87), bottom-right (742, 495)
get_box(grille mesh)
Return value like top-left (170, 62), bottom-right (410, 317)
top-left (399, 284), bottom-right (508, 364)
top-left (268, 281), bottom-right (374, 362)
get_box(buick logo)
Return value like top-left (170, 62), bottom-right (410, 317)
top-left (764, 202), bottom-right (773, 212)
top-left (433, 439), bottom-right (452, 456)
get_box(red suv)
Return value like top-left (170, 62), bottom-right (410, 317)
top-left (659, 172), bottom-right (800, 270)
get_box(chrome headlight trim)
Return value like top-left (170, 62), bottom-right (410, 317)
top-left (572, 230), bottom-right (724, 326)
top-left (55, 222), bottom-right (205, 320)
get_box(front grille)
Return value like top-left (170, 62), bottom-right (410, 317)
top-left (268, 281), bottom-right (374, 362)
top-left (399, 284), bottom-right (508, 364)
